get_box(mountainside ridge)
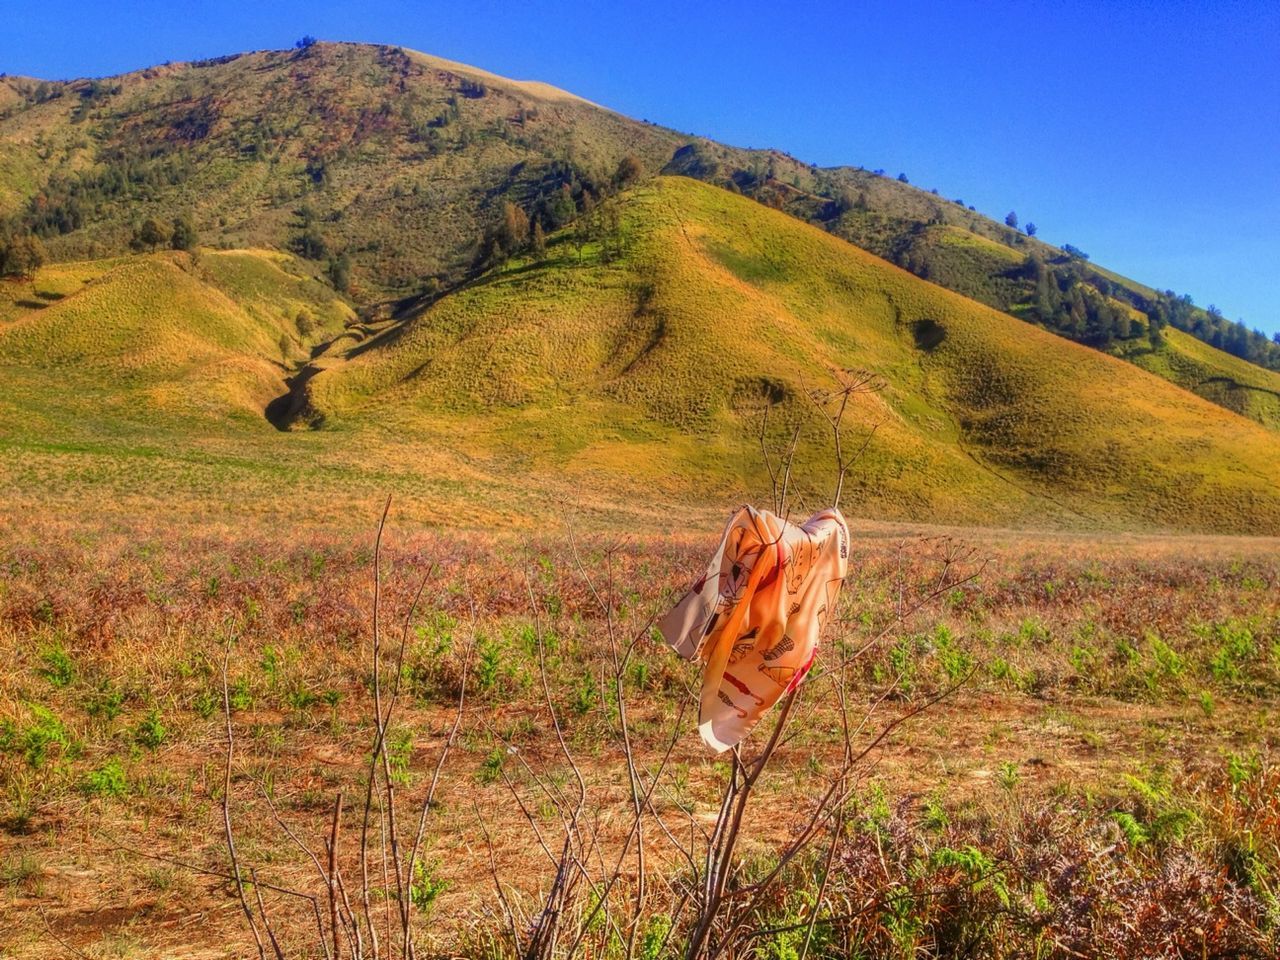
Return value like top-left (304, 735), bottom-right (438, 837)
top-left (3, 175), bottom-right (1279, 533)
top-left (3, 45), bottom-right (1280, 534)
top-left (2, 39), bottom-right (1276, 410)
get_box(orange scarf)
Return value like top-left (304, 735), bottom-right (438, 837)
top-left (660, 506), bottom-right (849, 751)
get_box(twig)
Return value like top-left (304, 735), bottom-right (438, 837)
top-left (222, 641), bottom-right (267, 960)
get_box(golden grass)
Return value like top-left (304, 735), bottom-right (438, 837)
top-left (0, 507), bottom-right (1277, 956)
top-left (1116, 327), bottom-right (1280, 431)
top-left (295, 177), bottom-right (1280, 534)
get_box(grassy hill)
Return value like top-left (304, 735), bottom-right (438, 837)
top-left (1113, 328), bottom-right (1280, 431)
top-left (4, 177), bottom-right (1279, 533)
top-left (3, 40), bottom-right (1275, 412)
top-left (0, 249), bottom-right (352, 426)
top-left (284, 177), bottom-right (1280, 533)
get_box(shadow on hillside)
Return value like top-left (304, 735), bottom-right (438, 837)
top-left (912, 318), bottom-right (947, 352)
top-left (265, 366), bottom-right (320, 430)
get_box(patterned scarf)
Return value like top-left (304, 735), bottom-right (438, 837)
top-left (660, 506), bottom-right (849, 751)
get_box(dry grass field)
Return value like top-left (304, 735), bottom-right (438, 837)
top-left (2, 500), bottom-right (1277, 958)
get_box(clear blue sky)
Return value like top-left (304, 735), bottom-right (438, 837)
top-left (3, 0), bottom-right (1277, 333)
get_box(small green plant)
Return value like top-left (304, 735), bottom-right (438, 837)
top-left (932, 844), bottom-right (1010, 906)
top-left (638, 914), bottom-right (672, 960)
top-left (193, 689), bottom-right (217, 719)
top-left (4, 704), bottom-right (74, 768)
top-left (1198, 690), bottom-right (1215, 718)
top-left (883, 637), bottom-right (916, 693)
top-left (1117, 773), bottom-right (1197, 844)
top-left (996, 760), bottom-right (1020, 792)
top-left (409, 858), bottom-right (448, 913)
top-left (229, 677), bottom-right (253, 711)
top-left (1113, 638), bottom-right (1140, 666)
top-left (859, 782), bottom-right (892, 838)
top-left (37, 643), bottom-right (75, 688)
top-left (1112, 811), bottom-right (1149, 846)
top-left (572, 673), bottom-right (597, 715)
top-left (478, 746), bottom-right (505, 784)
top-left (386, 727), bottom-right (413, 787)
top-left (1209, 622), bottom-right (1255, 685)
top-left (628, 659), bottom-right (649, 690)
top-left (1146, 634), bottom-right (1185, 691)
top-left (475, 637), bottom-right (501, 694)
top-left (260, 645), bottom-right (282, 687)
top-left (83, 757), bottom-right (127, 798)
top-left (1030, 881), bottom-right (1051, 915)
top-left (922, 792), bottom-right (949, 831)
top-left (284, 685), bottom-right (317, 710)
top-left (134, 708), bottom-right (167, 749)
top-left (86, 680), bottom-right (126, 720)
top-left (933, 625), bottom-right (972, 682)
top-left (989, 657), bottom-right (1034, 692)
top-left (1227, 751), bottom-right (1261, 788)
top-left (1068, 644), bottom-right (1096, 676)
top-left (1018, 617), bottom-right (1050, 646)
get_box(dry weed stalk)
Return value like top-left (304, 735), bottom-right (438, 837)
top-left (176, 496), bottom-right (479, 960)
top-left (473, 370), bottom-right (983, 960)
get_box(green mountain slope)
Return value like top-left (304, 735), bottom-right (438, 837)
top-left (1113, 328), bottom-right (1280, 431)
top-left (3, 177), bottom-right (1278, 533)
top-left (2, 40), bottom-right (1275, 409)
top-left (290, 177), bottom-right (1280, 533)
top-left (0, 249), bottom-right (352, 429)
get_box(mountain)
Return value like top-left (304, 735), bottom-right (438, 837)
top-left (4, 176), bottom-right (1279, 534)
top-left (2, 39), bottom-right (1277, 413)
top-left (3, 43), bottom-right (1279, 534)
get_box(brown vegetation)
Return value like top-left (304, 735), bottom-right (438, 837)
top-left (1, 501), bottom-right (1277, 957)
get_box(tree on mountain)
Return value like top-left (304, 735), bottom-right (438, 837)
top-left (614, 154), bottom-right (645, 190)
top-left (295, 36), bottom-right (318, 50)
top-left (475, 201), bottom-right (534, 270)
top-left (328, 253), bottom-right (351, 293)
top-left (531, 220), bottom-right (547, 261)
top-left (897, 173), bottom-right (909, 183)
top-left (0, 234), bottom-right (47, 278)
top-left (1025, 222), bottom-right (1037, 237)
top-left (296, 225), bottom-right (327, 260)
top-left (597, 201), bottom-right (624, 262)
top-left (498, 201), bottom-right (530, 254)
top-left (1114, 308), bottom-right (1132, 340)
top-left (573, 204), bottom-right (595, 261)
top-left (1005, 211), bottom-right (1019, 229)
top-left (135, 217), bottom-right (171, 251)
top-left (170, 215), bottom-right (198, 252)
top-left (546, 184), bottom-right (578, 230)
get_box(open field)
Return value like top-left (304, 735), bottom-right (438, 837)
top-left (2, 504), bottom-right (1278, 958)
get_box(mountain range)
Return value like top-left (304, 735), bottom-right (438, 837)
top-left (2, 41), bottom-right (1279, 533)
